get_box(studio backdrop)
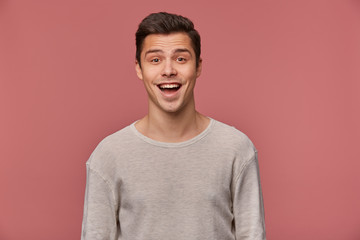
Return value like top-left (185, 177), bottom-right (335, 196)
top-left (1, 1), bottom-right (359, 239)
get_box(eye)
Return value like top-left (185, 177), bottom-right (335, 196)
top-left (177, 57), bottom-right (186, 62)
top-left (151, 58), bottom-right (160, 63)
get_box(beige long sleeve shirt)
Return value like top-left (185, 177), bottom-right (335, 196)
top-left (81, 118), bottom-right (266, 240)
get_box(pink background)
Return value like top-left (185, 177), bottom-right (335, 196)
top-left (1, 0), bottom-right (360, 239)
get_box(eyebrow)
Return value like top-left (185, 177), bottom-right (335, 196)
top-left (144, 49), bottom-right (163, 57)
top-left (174, 48), bottom-right (192, 56)
top-left (144, 48), bottom-right (192, 57)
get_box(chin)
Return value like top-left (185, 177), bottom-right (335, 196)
top-left (156, 101), bottom-right (180, 113)
top-left (162, 108), bottom-right (180, 113)
top-left (160, 105), bottom-right (183, 114)
top-left (153, 99), bottom-right (188, 114)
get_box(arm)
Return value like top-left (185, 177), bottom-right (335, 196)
top-left (232, 152), bottom-right (266, 240)
top-left (81, 164), bottom-right (119, 240)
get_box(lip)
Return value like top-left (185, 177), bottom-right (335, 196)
top-left (157, 81), bottom-right (182, 86)
top-left (156, 82), bottom-right (182, 99)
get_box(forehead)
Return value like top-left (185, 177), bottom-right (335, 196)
top-left (141, 32), bottom-right (193, 55)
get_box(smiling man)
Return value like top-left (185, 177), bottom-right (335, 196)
top-left (81, 12), bottom-right (266, 240)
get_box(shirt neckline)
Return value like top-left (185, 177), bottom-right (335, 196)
top-left (130, 118), bottom-right (215, 148)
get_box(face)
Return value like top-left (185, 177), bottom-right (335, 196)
top-left (135, 32), bottom-right (202, 114)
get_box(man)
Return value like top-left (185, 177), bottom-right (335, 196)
top-left (81, 12), bottom-right (266, 240)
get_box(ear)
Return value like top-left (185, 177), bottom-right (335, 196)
top-left (135, 60), bottom-right (143, 80)
top-left (196, 58), bottom-right (202, 78)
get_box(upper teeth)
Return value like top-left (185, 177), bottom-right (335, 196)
top-left (159, 84), bottom-right (180, 89)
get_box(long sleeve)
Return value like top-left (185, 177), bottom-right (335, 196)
top-left (81, 163), bottom-right (119, 240)
top-left (232, 151), bottom-right (266, 240)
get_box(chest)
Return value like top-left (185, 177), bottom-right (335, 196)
top-left (118, 148), bottom-right (235, 211)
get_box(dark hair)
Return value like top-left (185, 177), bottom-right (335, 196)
top-left (135, 12), bottom-right (201, 67)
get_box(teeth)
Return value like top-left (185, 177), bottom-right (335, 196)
top-left (159, 84), bottom-right (180, 89)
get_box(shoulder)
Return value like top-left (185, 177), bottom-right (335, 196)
top-left (210, 119), bottom-right (257, 160)
top-left (86, 124), bottom-right (136, 169)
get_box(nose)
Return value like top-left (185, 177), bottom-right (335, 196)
top-left (161, 60), bottom-right (177, 77)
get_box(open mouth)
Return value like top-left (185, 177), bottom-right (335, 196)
top-left (157, 83), bottom-right (181, 94)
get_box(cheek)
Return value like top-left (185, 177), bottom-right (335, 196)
top-left (188, 71), bottom-right (198, 83)
top-left (143, 68), bottom-right (158, 80)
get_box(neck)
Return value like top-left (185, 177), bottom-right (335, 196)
top-left (135, 101), bottom-right (209, 143)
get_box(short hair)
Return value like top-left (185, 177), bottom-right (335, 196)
top-left (135, 12), bottom-right (201, 67)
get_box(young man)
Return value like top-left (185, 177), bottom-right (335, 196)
top-left (81, 12), bottom-right (266, 240)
